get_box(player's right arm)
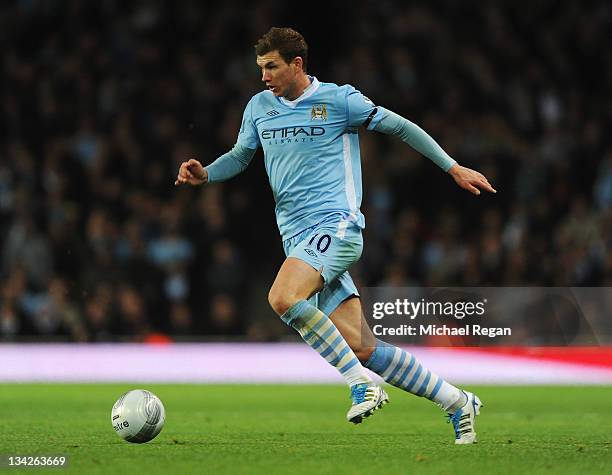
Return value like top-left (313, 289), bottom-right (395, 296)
top-left (174, 144), bottom-right (257, 186)
top-left (174, 98), bottom-right (260, 187)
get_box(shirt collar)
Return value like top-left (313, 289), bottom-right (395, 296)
top-left (279, 76), bottom-right (320, 108)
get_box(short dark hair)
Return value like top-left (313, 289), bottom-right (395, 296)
top-left (255, 27), bottom-right (308, 72)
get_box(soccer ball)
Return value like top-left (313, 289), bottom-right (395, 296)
top-left (111, 389), bottom-right (166, 443)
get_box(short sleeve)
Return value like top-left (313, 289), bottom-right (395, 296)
top-left (236, 98), bottom-right (261, 150)
top-left (346, 86), bottom-right (384, 130)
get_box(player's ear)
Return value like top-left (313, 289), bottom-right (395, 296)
top-left (292, 56), bottom-right (303, 72)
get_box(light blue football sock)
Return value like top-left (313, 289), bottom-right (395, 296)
top-left (365, 339), bottom-right (464, 411)
top-left (281, 300), bottom-right (371, 387)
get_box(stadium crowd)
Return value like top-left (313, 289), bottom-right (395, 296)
top-left (1, 0), bottom-right (611, 341)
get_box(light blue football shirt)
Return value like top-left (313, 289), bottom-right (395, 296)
top-left (236, 77), bottom-right (383, 240)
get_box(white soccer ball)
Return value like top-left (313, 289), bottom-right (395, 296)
top-left (111, 389), bottom-right (166, 443)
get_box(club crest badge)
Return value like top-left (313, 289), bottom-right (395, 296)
top-left (311, 104), bottom-right (328, 121)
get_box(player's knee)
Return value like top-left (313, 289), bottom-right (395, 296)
top-left (268, 288), bottom-right (299, 317)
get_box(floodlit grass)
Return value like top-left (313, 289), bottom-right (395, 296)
top-left (1, 384), bottom-right (611, 474)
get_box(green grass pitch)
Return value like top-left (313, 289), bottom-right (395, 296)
top-left (1, 384), bottom-right (611, 474)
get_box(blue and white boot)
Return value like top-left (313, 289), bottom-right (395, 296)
top-left (448, 390), bottom-right (483, 444)
top-left (346, 384), bottom-right (389, 424)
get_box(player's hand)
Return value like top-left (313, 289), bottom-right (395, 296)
top-left (448, 164), bottom-right (496, 195)
top-left (174, 159), bottom-right (207, 186)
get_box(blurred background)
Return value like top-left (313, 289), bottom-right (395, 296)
top-left (1, 0), bottom-right (611, 343)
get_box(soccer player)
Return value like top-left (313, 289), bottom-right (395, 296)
top-left (175, 27), bottom-right (494, 444)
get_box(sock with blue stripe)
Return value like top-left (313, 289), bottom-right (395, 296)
top-left (365, 339), bottom-right (465, 412)
top-left (281, 300), bottom-right (372, 387)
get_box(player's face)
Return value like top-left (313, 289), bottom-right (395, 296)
top-left (256, 50), bottom-right (302, 99)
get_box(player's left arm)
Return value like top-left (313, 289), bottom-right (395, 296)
top-left (345, 88), bottom-right (496, 195)
top-left (373, 108), bottom-right (496, 195)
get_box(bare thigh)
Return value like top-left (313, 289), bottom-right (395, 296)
top-left (268, 257), bottom-right (324, 316)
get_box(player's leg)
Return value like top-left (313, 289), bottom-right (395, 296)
top-left (329, 296), bottom-right (465, 409)
top-left (328, 295), bottom-right (482, 443)
top-left (270, 222), bottom-right (387, 423)
top-left (268, 256), bottom-right (372, 386)
top-left (268, 257), bottom-right (387, 423)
